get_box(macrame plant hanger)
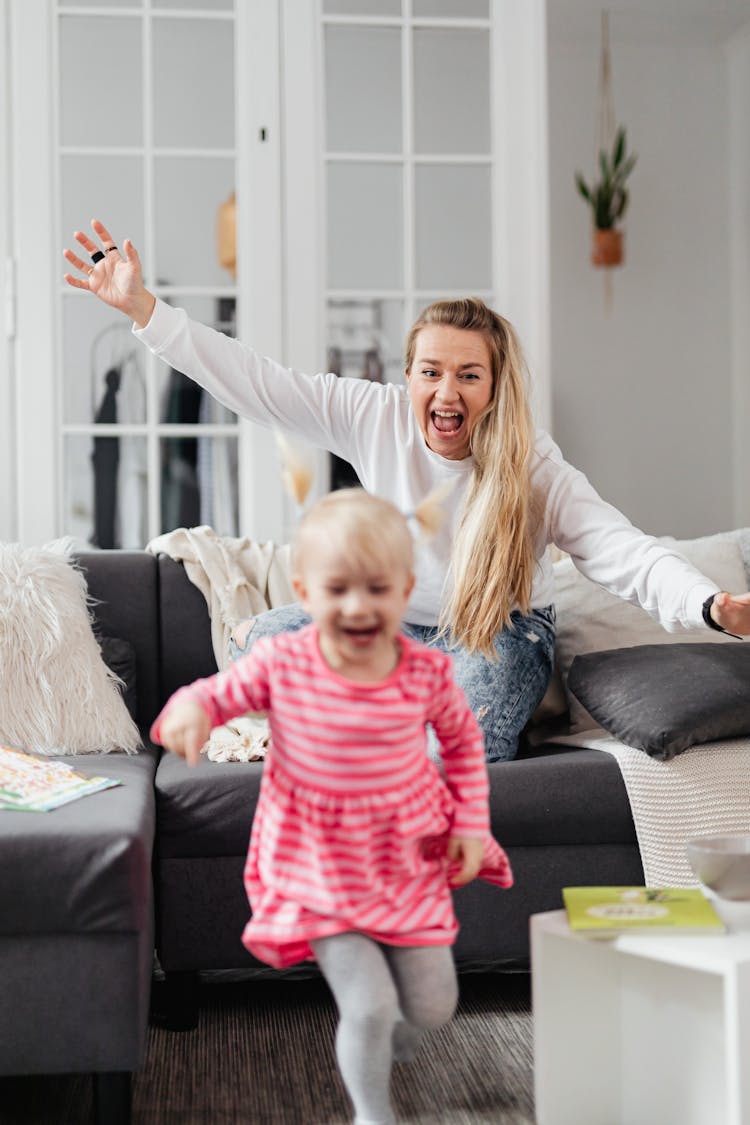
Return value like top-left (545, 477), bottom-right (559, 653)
top-left (597, 11), bottom-right (618, 309)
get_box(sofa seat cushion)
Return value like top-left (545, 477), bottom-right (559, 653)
top-left (155, 744), bottom-right (636, 859)
top-left (489, 746), bottom-right (638, 847)
top-left (0, 745), bottom-right (158, 935)
top-left (155, 752), bottom-right (263, 858)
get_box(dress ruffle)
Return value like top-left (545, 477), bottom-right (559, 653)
top-left (242, 759), bottom-right (512, 968)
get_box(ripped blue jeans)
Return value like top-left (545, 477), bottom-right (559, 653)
top-left (229, 604), bottom-right (556, 763)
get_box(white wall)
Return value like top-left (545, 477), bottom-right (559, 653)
top-left (548, 33), bottom-right (739, 537)
top-left (728, 22), bottom-right (750, 528)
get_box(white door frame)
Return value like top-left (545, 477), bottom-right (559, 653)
top-left (8, 0), bottom-right (58, 545)
top-left (0, 0), bottom-right (17, 542)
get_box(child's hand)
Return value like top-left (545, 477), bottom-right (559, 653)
top-left (446, 837), bottom-right (484, 887)
top-left (152, 700), bottom-right (211, 767)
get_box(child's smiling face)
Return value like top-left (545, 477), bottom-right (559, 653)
top-left (293, 537), bottom-right (414, 681)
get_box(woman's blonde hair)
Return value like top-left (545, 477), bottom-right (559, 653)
top-left (405, 298), bottom-right (538, 658)
top-left (294, 488), bottom-right (414, 579)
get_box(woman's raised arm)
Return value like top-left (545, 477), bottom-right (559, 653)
top-left (63, 218), bottom-right (155, 328)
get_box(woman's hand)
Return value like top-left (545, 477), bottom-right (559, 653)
top-left (150, 699), bottom-right (211, 767)
top-left (63, 218), bottom-right (156, 328)
top-left (710, 591), bottom-right (750, 637)
top-left (446, 836), bottom-right (484, 887)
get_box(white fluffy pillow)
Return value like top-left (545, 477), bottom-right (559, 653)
top-left (553, 529), bottom-right (749, 734)
top-left (0, 541), bottom-right (141, 755)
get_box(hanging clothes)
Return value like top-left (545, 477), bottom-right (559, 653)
top-left (90, 366), bottom-right (120, 549)
top-left (326, 345), bottom-right (361, 491)
top-left (362, 346), bottom-right (384, 384)
top-left (161, 368), bottom-right (203, 531)
top-left (117, 352), bottom-right (148, 549)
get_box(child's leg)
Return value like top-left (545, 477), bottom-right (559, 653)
top-left (311, 932), bottom-right (399, 1125)
top-left (382, 944), bottom-right (458, 1063)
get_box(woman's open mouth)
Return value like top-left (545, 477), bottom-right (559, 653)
top-left (430, 409), bottom-right (464, 436)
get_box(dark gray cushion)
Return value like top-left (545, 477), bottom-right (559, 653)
top-left (98, 634), bottom-right (137, 721)
top-left (568, 643), bottom-right (750, 759)
top-left (76, 550), bottom-right (161, 730)
top-left (0, 746), bottom-right (159, 935)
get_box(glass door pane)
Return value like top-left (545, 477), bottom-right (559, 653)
top-left (59, 15), bottom-right (143, 147)
top-left (412, 28), bottom-right (490, 154)
top-left (321, 4), bottom-right (496, 401)
top-left (325, 26), bottom-right (402, 153)
top-left (57, 5), bottom-right (240, 546)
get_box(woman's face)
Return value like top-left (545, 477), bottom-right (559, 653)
top-left (406, 325), bottom-right (494, 460)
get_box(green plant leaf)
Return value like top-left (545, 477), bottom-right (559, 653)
top-left (613, 127), bottom-right (626, 169)
top-left (575, 173), bottom-right (591, 201)
top-left (576, 124), bottom-right (636, 228)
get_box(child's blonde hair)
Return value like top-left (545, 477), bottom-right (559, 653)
top-left (293, 489), bottom-right (414, 578)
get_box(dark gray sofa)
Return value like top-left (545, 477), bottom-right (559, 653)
top-left (150, 552), bottom-right (642, 984)
top-left (0, 552), bottom-right (160, 1125)
top-left (0, 549), bottom-right (643, 1123)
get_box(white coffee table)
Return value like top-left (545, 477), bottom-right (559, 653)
top-left (531, 909), bottom-right (750, 1125)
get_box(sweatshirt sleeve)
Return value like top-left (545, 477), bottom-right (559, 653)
top-left (133, 299), bottom-right (382, 459)
top-left (426, 653), bottom-right (491, 837)
top-left (151, 638), bottom-right (274, 742)
top-left (534, 431), bottom-right (720, 631)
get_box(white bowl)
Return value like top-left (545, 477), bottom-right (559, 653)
top-left (686, 835), bottom-right (750, 902)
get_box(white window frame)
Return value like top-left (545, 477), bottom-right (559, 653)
top-left (6, 0), bottom-right (549, 547)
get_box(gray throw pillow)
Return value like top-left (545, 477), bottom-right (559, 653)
top-left (567, 643), bottom-right (750, 760)
top-left (97, 635), bottom-right (138, 722)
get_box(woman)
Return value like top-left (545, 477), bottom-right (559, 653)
top-left (64, 219), bottom-right (750, 761)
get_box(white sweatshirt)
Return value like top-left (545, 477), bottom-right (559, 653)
top-left (135, 300), bottom-right (718, 631)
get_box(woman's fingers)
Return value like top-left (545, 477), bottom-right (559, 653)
top-left (62, 245), bottom-right (95, 290)
top-left (63, 247), bottom-right (90, 274)
top-left (91, 217), bottom-right (115, 244)
top-left (74, 228), bottom-right (100, 257)
top-left (63, 273), bottom-right (91, 291)
top-left (122, 238), bottom-right (140, 265)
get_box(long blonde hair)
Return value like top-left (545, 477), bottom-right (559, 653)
top-left (405, 298), bottom-right (538, 658)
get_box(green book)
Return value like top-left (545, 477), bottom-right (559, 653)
top-left (562, 886), bottom-right (726, 938)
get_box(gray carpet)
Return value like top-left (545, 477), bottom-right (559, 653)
top-left (0, 972), bottom-right (535, 1124)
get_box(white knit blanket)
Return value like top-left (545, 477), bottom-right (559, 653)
top-left (550, 730), bottom-right (750, 886)
top-left (146, 526), bottom-right (294, 762)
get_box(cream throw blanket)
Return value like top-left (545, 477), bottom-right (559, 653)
top-left (552, 730), bottom-right (750, 886)
top-left (146, 526), bottom-right (296, 761)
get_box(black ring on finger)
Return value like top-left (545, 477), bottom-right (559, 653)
top-left (105, 245), bottom-right (118, 253)
top-left (91, 250), bottom-right (105, 264)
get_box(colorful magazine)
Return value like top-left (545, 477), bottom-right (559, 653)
top-left (0, 745), bottom-right (121, 812)
top-left (562, 886), bottom-right (726, 938)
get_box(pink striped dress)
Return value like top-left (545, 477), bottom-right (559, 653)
top-left (155, 625), bottom-right (513, 968)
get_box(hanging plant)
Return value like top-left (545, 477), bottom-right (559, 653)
top-left (575, 126), bottom-right (637, 267)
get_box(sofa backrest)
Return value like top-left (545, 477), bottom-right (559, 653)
top-left (157, 554), bottom-right (218, 703)
top-left (77, 550), bottom-right (161, 732)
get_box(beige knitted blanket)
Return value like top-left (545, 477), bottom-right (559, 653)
top-left (146, 526), bottom-right (295, 761)
top-left (147, 525), bottom-right (295, 671)
top-left (552, 730), bottom-right (750, 886)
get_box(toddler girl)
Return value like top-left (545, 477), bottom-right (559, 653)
top-left (151, 488), bottom-right (512, 1125)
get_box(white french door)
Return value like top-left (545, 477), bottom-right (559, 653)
top-left (6, 0), bottom-right (548, 547)
top-left (8, 0), bottom-right (286, 546)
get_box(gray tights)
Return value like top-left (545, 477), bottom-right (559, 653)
top-left (311, 932), bottom-right (458, 1125)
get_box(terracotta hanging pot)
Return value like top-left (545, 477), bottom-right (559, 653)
top-left (591, 228), bottom-right (624, 268)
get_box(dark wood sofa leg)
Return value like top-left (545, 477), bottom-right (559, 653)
top-left (152, 968), bottom-right (201, 1031)
top-left (93, 1070), bottom-right (132, 1125)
